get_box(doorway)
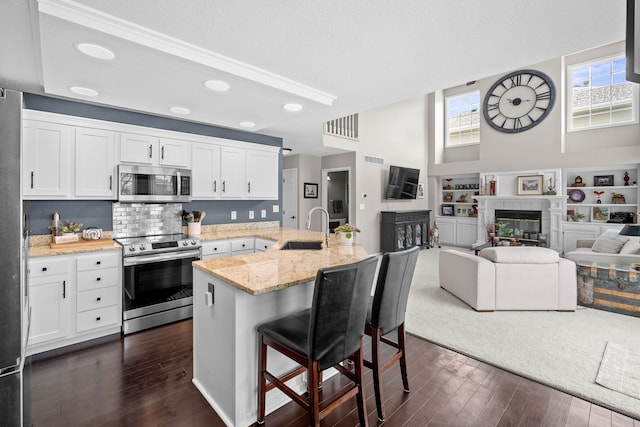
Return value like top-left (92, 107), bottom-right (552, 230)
top-left (282, 168), bottom-right (298, 229)
top-left (322, 168), bottom-right (351, 233)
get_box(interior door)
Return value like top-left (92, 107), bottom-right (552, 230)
top-left (282, 168), bottom-right (298, 229)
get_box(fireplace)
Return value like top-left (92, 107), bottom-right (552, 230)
top-left (495, 209), bottom-right (543, 245)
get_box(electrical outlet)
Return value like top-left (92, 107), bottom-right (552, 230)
top-left (231, 210), bottom-right (237, 220)
top-left (273, 205), bottom-right (280, 213)
top-left (261, 209), bottom-right (267, 218)
top-left (249, 210), bottom-right (254, 219)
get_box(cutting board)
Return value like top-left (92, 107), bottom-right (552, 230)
top-left (49, 238), bottom-right (116, 250)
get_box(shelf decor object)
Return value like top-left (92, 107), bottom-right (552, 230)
top-left (516, 175), bottom-right (544, 196)
top-left (594, 175), bottom-right (614, 186)
top-left (568, 189), bottom-right (586, 203)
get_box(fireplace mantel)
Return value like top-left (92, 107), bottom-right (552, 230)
top-left (475, 195), bottom-right (567, 202)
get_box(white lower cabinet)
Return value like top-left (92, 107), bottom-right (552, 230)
top-left (28, 257), bottom-right (72, 347)
top-left (201, 240), bottom-right (232, 260)
top-left (201, 237), bottom-right (276, 259)
top-left (255, 238), bottom-right (277, 252)
top-left (27, 250), bottom-right (122, 356)
top-left (435, 216), bottom-right (477, 247)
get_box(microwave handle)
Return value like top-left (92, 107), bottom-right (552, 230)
top-left (176, 171), bottom-right (181, 196)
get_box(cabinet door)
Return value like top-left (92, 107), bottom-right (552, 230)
top-left (28, 275), bottom-right (71, 346)
top-left (246, 149), bottom-right (279, 199)
top-left (22, 121), bottom-right (71, 198)
top-left (220, 146), bottom-right (246, 199)
top-left (456, 221), bottom-right (478, 246)
top-left (201, 240), bottom-right (232, 259)
top-left (159, 138), bottom-right (191, 168)
top-left (120, 133), bottom-right (157, 164)
top-left (437, 220), bottom-right (456, 245)
top-left (75, 127), bottom-right (116, 198)
top-left (191, 143), bottom-right (221, 199)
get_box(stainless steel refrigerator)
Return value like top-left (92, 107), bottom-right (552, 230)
top-left (0, 88), bottom-right (30, 426)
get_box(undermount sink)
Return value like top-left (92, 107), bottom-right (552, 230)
top-left (280, 240), bottom-right (323, 250)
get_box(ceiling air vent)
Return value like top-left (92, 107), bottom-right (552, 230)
top-left (364, 155), bottom-right (384, 164)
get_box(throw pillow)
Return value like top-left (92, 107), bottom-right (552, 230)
top-left (591, 229), bottom-right (630, 254)
top-left (619, 237), bottom-right (640, 254)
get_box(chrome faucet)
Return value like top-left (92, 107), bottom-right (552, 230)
top-left (307, 207), bottom-right (330, 248)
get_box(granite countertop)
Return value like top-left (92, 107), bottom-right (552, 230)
top-left (30, 232), bottom-right (121, 258)
top-left (198, 227), bottom-right (329, 247)
top-left (193, 228), bottom-right (370, 295)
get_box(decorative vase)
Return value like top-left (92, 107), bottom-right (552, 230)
top-left (336, 233), bottom-right (353, 246)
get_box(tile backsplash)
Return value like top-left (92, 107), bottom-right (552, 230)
top-left (112, 203), bottom-right (182, 238)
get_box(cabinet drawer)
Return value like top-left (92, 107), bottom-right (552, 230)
top-left (201, 240), bottom-right (232, 257)
top-left (29, 258), bottom-right (69, 278)
top-left (76, 305), bottom-right (120, 333)
top-left (76, 252), bottom-right (119, 271)
top-left (232, 238), bottom-right (255, 252)
top-left (77, 287), bottom-right (119, 313)
top-left (77, 267), bottom-right (119, 291)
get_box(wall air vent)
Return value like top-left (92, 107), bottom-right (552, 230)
top-left (364, 155), bottom-right (384, 164)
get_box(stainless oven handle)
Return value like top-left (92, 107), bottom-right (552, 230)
top-left (123, 250), bottom-right (200, 266)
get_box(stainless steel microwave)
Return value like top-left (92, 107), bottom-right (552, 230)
top-left (118, 165), bottom-right (192, 202)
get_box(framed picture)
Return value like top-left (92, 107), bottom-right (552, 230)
top-left (516, 175), bottom-right (544, 195)
top-left (594, 175), bottom-right (614, 186)
top-left (441, 205), bottom-right (454, 216)
top-left (303, 183), bottom-right (318, 198)
top-left (592, 206), bottom-right (609, 222)
top-left (417, 182), bottom-right (425, 199)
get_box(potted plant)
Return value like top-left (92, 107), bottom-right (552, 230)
top-left (334, 223), bottom-right (360, 245)
top-left (574, 213), bottom-right (586, 222)
top-left (59, 221), bottom-right (82, 235)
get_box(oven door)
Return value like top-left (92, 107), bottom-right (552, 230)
top-left (122, 249), bottom-right (199, 333)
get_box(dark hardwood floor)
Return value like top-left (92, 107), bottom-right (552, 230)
top-left (31, 319), bottom-right (639, 427)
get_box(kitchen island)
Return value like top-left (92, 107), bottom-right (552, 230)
top-left (192, 229), bottom-right (369, 427)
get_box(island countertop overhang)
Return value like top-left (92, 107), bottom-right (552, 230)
top-left (193, 228), bottom-right (369, 295)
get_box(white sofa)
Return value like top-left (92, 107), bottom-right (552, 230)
top-left (565, 231), bottom-right (640, 265)
top-left (439, 247), bottom-right (577, 311)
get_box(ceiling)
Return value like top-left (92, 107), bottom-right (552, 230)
top-left (0, 0), bottom-right (627, 156)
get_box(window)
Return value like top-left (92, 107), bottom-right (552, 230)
top-left (568, 55), bottom-right (638, 131)
top-left (445, 91), bottom-right (480, 146)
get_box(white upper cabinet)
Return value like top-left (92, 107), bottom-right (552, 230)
top-left (159, 138), bottom-right (191, 168)
top-left (120, 133), bottom-right (156, 165)
top-left (75, 127), bottom-right (116, 198)
top-left (23, 120), bottom-right (72, 199)
top-left (220, 146), bottom-right (247, 199)
top-left (191, 142), bottom-right (221, 199)
top-left (120, 133), bottom-right (191, 168)
top-left (246, 148), bottom-right (279, 200)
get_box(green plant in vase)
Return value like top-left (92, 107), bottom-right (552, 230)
top-left (59, 222), bottom-right (82, 234)
top-left (334, 223), bottom-right (360, 239)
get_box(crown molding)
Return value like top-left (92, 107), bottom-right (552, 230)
top-left (37, 0), bottom-right (337, 106)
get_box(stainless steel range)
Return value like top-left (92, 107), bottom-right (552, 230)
top-left (116, 233), bottom-right (201, 335)
top-left (112, 202), bottom-right (201, 335)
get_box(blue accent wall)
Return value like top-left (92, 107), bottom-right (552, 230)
top-left (25, 93), bottom-right (283, 235)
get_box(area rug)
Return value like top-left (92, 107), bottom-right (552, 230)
top-left (596, 342), bottom-right (640, 400)
top-left (404, 247), bottom-right (640, 420)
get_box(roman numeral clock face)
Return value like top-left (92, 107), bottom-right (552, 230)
top-left (482, 69), bottom-right (556, 133)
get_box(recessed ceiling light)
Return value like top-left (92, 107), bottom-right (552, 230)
top-left (283, 103), bottom-right (303, 112)
top-left (239, 121), bottom-right (256, 128)
top-left (75, 43), bottom-right (115, 60)
top-left (70, 86), bottom-right (98, 97)
top-left (170, 106), bottom-right (191, 115)
top-left (204, 80), bottom-right (230, 92)
top-left (281, 148), bottom-right (292, 155)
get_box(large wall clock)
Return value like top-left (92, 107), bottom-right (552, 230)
top-left (482, 69), bottom-right (556, 133)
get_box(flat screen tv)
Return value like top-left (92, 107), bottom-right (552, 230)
top-left (385, 165), bottom-right (420, 199)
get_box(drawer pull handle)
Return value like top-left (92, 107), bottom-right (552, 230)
top-left (63, 280), bottom-right (66, 298)
top-left (96, 317), bottom-right (101, 321)
top-left (42, 267), bottom-right (47, 272)
top-left (96, 297), bottom-right (102, 301)
top-left (96, 277), bottom-right (101, 281)
top-left (96, 261), bottom-right (101, 265)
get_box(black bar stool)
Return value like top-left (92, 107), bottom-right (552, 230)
top-left (256, 256), bottom-right (378, 427)
top-left (364, 246), bottom-right (420, 421)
